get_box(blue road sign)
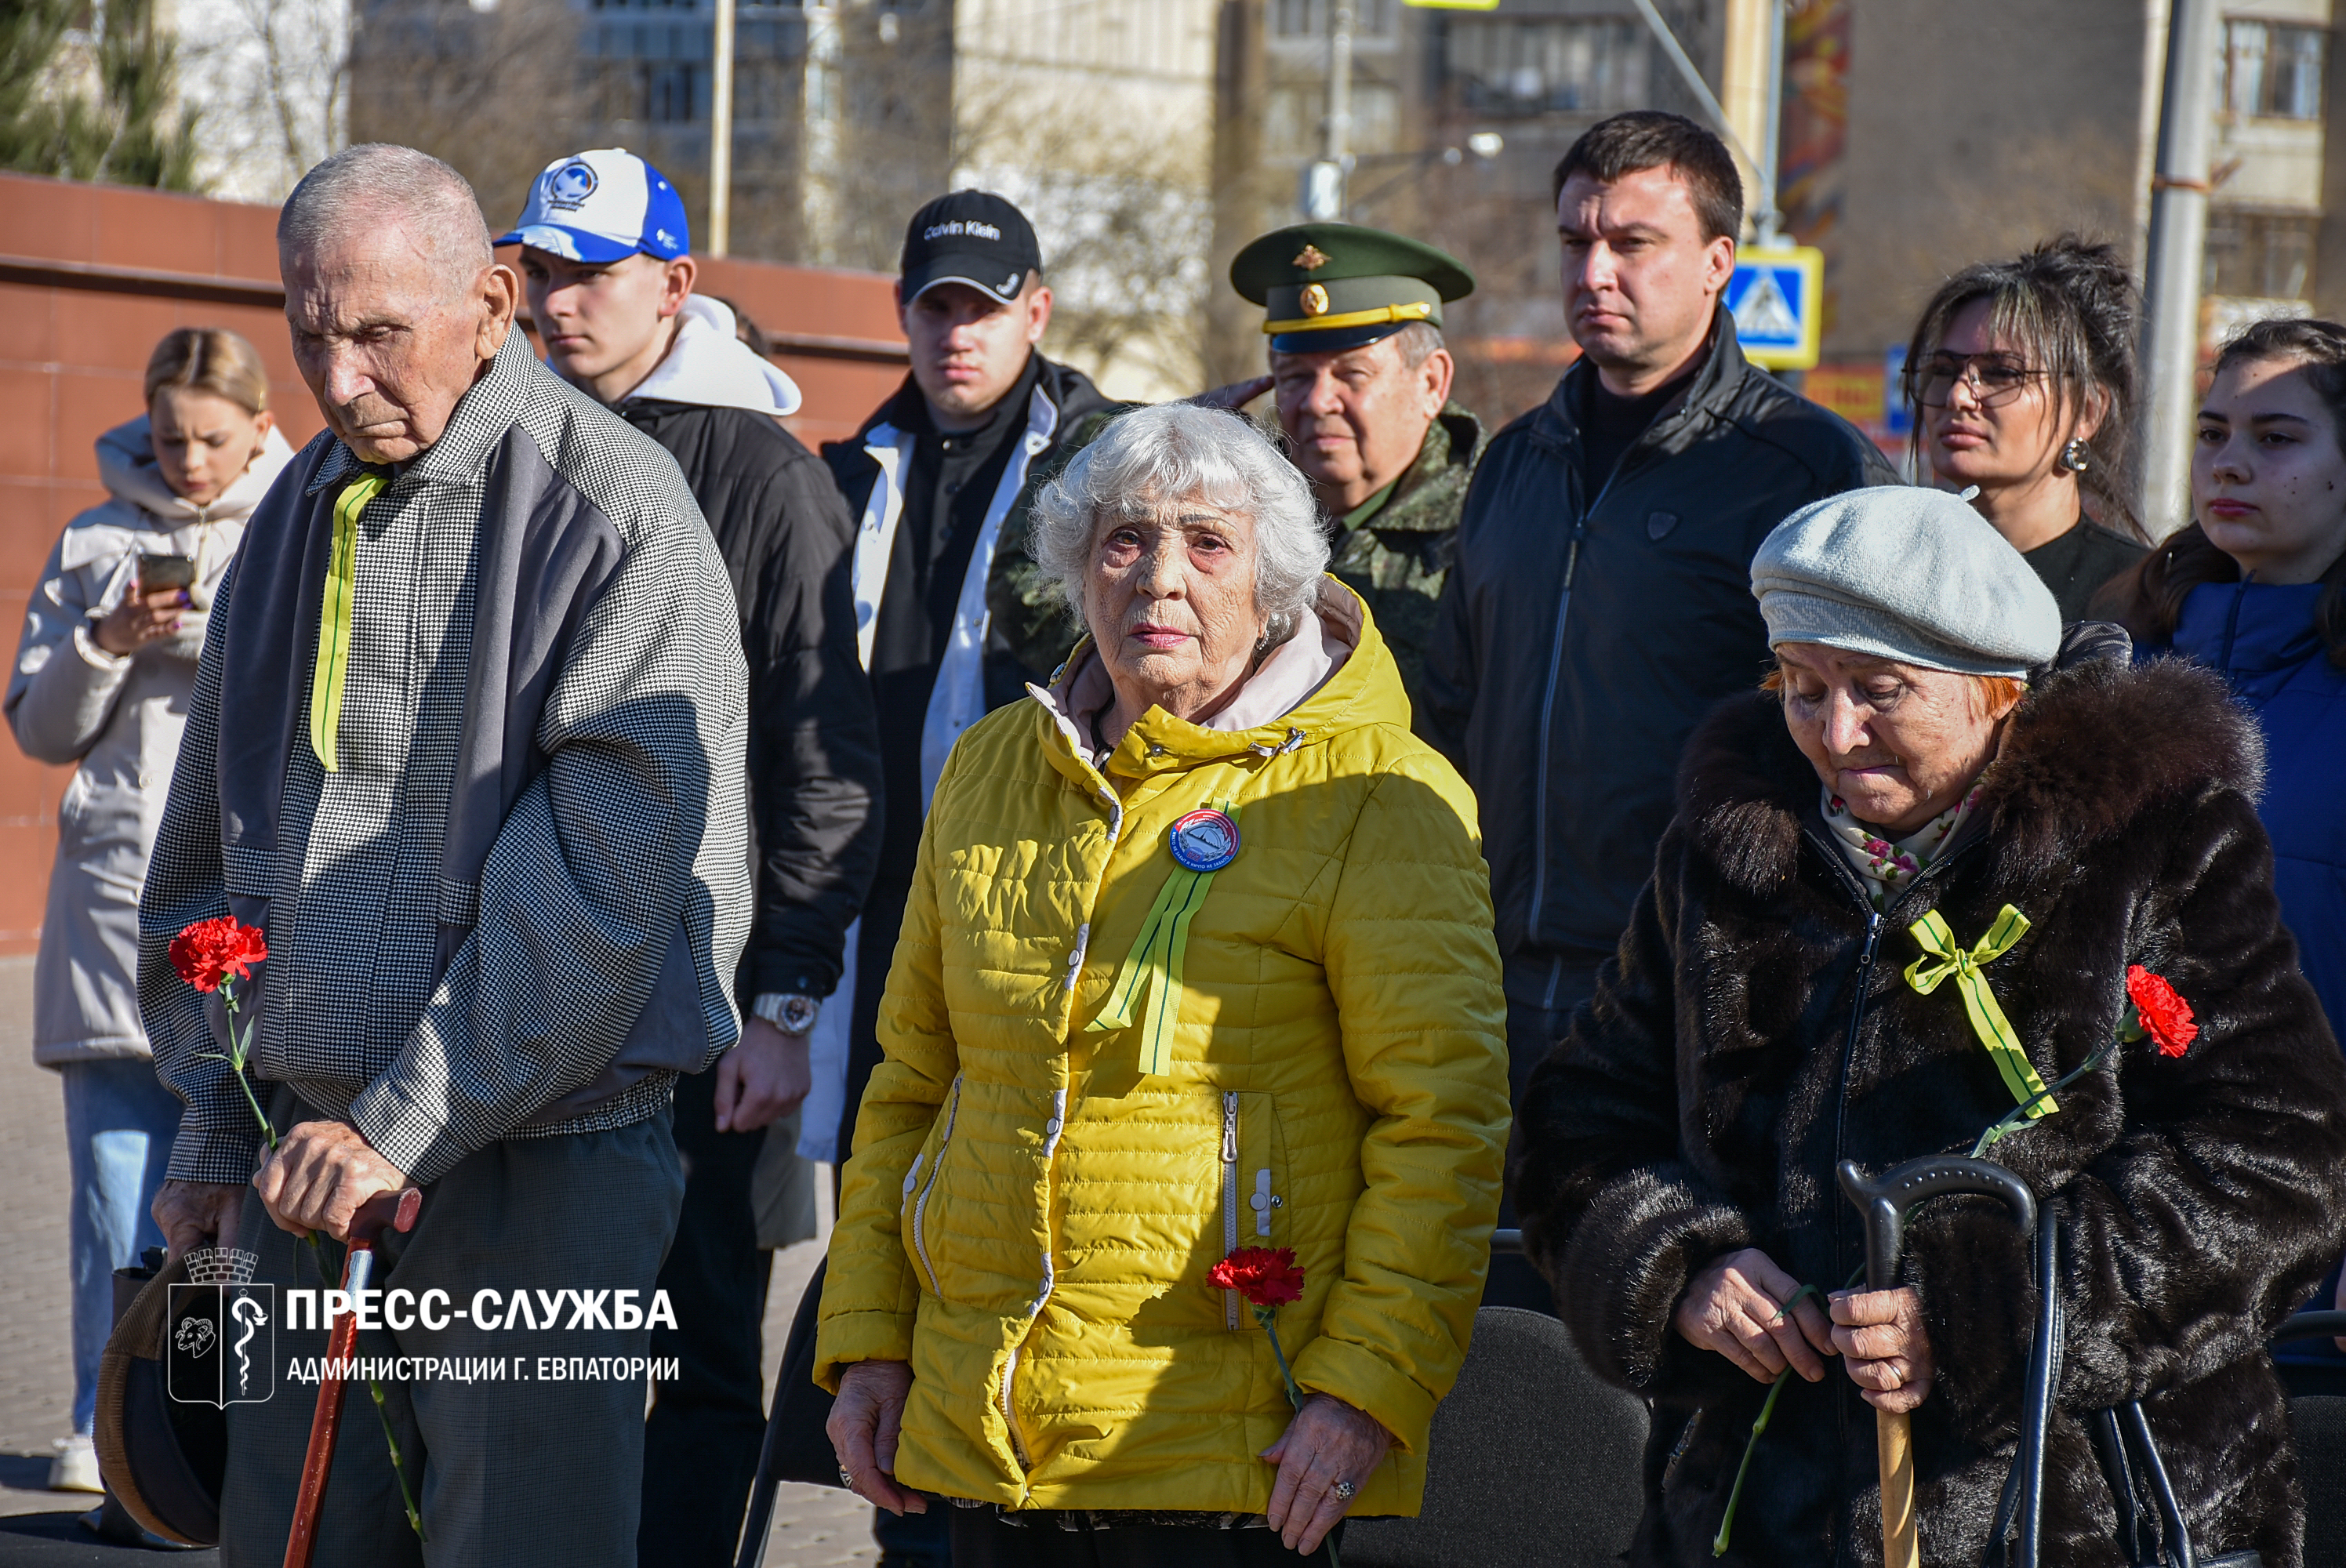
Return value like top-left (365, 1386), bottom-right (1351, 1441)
top-left (1727, 247), bottom-right (1824, 370)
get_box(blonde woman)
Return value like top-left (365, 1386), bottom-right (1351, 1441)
top-left (5, 326), bottom-right (291, 1491)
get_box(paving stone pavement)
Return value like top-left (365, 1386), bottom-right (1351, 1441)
top-left (0, 953), bottom-right (876, 1563)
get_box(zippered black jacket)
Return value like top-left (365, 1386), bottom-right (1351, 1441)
top-left (621, 397), bottom-right (883, 1002)
top-left (1420, 309), bottom-right (1898, 1007)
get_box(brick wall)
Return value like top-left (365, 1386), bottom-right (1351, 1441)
top-left (0, 171), bottom-right (907, 955)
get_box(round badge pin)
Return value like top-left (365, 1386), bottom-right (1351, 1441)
top-left (1168, 808), bottom-right (1240, 873)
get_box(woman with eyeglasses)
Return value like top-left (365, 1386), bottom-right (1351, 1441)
top-left (1904, 237), bottom-right (2148, 621)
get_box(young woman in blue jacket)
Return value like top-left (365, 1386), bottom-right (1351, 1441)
top-left (2121, 314), bottom-right (2346, 1385)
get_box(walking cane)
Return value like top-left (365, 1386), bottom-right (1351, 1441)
top-left (283, 1185), bottom-right (422, 1568)
top-left (1837, 1157), bottom-right (2036, 1568)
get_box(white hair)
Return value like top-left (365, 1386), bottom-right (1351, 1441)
top-left (1028, 403), bottom-right (1330, 648)
top-left (278, 143), bottom-right (492, 299)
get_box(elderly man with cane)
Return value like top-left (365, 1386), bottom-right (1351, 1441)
top-left (138, 143), bottom-right (749, 1566)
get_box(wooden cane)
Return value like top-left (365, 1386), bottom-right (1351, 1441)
top-left (1876, 1407), bottom-right (1919, 1568)
top-left (1836, 1158), bottom-right (2037, 1568)
top-left (283, 1187), bottom-right (421, 1568)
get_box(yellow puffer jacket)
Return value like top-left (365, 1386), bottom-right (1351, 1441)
top-left (815, 583), bottom-right (1509, 1517)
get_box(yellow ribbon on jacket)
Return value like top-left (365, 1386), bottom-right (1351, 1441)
top-left (1905, 905), bottom-right (2057, 1118)
top-left (1088, 799), bottom-right (1238, 1077)
top-left (308, 470), bottom-right (386, 772)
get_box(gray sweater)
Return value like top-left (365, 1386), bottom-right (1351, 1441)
top-left (138, 330), bottom-right (750, 1186)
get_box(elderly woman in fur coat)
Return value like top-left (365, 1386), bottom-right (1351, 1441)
top-left (1515, 485), bottom-right (2346, 1568)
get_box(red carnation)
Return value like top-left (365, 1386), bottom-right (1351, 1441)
top-left (2126, 965), bottom-right (2198, 1058)
top-left (170, 916), bottom-right (268, 994)
top-left (1209, 1246), bottom-right (1305, 1308)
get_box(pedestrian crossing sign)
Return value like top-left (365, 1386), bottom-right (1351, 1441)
top-left (1727, 247), bottom-right (1824, 370)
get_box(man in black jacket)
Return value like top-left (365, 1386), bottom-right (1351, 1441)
top-left (817, 185), bottom-right (1115, 1568)
top-left (502, 147), bottom-right (883, 1568)
top-left (1420, 114), bottom-right (1895, 1303)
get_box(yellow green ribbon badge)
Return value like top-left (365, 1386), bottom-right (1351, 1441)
top-left (308, 470), bottom-right (386, 772)
top-left (1088, 799), bottom-right (1240, 1077)
top-left (1905, 905), bottom-right (2057, 1118)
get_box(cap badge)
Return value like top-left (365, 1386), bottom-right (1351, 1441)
top-left (1299, 283), bottom-right (1331, 318)
top-left (548, 161), bottom-right (598, 211)
top-left (1293, 244), bottom-right (1331, 271)
top-left (1168, 808), bottom-right (1240, 873)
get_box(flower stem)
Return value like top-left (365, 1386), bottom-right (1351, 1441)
top-left (1255, 1305), bottom-right (1305, 1413)
top-left (1254, 1305), bottom-right (1342, 1566)
top-left (1711, 1365), bottom-right (1792, 1558)
top-left (217, 982), bottom-right (278, 1151)
top-left (369, 1377), bottom-right (423, 1540)
top-left (1970, 1045), bottom-right (2109, 1158)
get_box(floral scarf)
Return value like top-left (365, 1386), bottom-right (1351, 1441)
top-left (1821, 783), bottom-right (1981, 907)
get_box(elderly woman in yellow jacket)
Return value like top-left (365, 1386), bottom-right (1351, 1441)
top-left (816, 402), bottom-right (1510, 1566)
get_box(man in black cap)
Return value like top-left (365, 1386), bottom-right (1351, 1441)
top-left (1419, 112), bottom-right (1895, 1309)
top-left (1234, 221), bottom-right (1482, 706)
top-left (816, 183), bottom-right (1117, 1568)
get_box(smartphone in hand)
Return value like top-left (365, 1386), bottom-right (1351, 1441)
top-left (136, 552), bottom-right (197, 595)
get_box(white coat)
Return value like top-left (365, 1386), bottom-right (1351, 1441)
top-left (6, 415), bottom-right (293, 1065)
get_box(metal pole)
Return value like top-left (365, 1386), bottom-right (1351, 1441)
top-left (1629, 0), bottom-right (1778, 236)
top-left (1327, 0), bottom-right (1353, 214)
top-left (2139, 0), bottom-right (2221, 535)
top-left (1757, 0), bottom-right (1784, 246)
top-left (709, 0), bottom-right (736, 257)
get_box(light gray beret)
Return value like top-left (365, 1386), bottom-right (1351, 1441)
top-left (1750, 485), bottom-right (2062, 677)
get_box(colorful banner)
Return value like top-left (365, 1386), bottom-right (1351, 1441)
top-left (1778, 0), bottom-right (1851, 338)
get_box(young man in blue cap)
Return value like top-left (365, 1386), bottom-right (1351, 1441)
top-left (499, 147), bottom-right (883, 1568)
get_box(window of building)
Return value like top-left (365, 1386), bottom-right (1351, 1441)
top-left (2224, 20), bottom-right (2324, 121)
top-left (1446, 16), bottom-right (1648, 117)
top-left (645, 61), bottom-right (701, 122)
top-left (1271, 0), bottom-right (1396, 39)
top-left (2204, 208), bottom-right (2318, 300)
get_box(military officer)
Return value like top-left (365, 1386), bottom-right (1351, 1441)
top-left (990, 223), bottom-right (1481, 713)
top-left (1233, 221), bottom-right (1484, 706)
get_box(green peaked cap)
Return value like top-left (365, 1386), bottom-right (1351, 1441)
top-left (1229, 222), bottom-right (1476, 354)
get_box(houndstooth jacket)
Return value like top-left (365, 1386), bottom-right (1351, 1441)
top-left (139, 328), bottom-right (750, 1188)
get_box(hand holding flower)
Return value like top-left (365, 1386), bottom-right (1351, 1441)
top-left (1262, 1392), bottom-right (1391, 1555)
top-left (1675, 1247), bottom-right (1837, 1385)
top-left (254, 1120), bottom-right (412, 1242)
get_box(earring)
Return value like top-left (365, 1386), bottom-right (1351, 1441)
top-left (2059, 437), bottom-right (2090, 474)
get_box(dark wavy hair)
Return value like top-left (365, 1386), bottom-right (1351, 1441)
top-left (1903, 236), bottom-right (2143, 539)
top-left (2113, 315), bottom-right (2346, 667)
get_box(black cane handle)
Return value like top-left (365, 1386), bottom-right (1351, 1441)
top-left (1836, 1156), bottom-right (2038, 1292)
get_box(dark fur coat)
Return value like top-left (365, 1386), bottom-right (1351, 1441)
top-left (1514, 656), bottom-right (2346, 1568)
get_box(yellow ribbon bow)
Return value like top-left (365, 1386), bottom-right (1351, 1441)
top-left (308, 470), bottom-right (387, 772)
top-left (1087, 798), bottom-right (1238, 1077)
top-left (1905, 905), bottom-right (2057, 1118)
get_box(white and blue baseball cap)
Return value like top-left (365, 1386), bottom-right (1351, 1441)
top-left (496, 148), bottom-right (691, 263)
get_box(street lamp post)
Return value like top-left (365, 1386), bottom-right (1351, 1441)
top-left (709, 0), bottom-right (736, 256)
top-left (2139, 0), bottom-right (2221, 535)
top-left (1303, 1), bottom-right (1355, 220)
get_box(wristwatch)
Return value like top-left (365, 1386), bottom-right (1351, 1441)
top-left (752, 992), bottom-right (822, 1036)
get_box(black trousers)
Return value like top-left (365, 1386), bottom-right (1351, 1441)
top-left (640, 1067), bottom-right (774, 1568)
top-left (221, 1094), bottom-right (683, 1568)
top-left (1484, 977), bottom-right (1603, 1316)
top-left (946, 1512), bottom-right (1343, 1567)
